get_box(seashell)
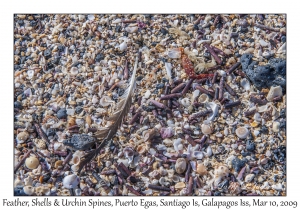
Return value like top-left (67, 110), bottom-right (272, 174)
top-left (173, 138), bottom-right (182, 152)
top-left (123, 147), bottom-right (134, 164)
top-left (250, 121), bottom-right (259, 127)
top-left (63, 174), bottom-right (80, 189)
top-left (180, 98), bottom-right (191, 108)
top-left (193, 151), bottom-right (204, 159)
top-left (25, 156), bottom-right (39, 169)
top-left (112, 18), bottom-right (122, 24)
top-left (277, 43), bottom-right (286, 54)
top-left (54, 160), bottom-right (63, 169)
top-left (253, 130), bottom-right (260, 136)
top-left (206, 102), bottom-right (218, 121)
top-left (240, 78), bottom-right (250, 91)
top-left (196, 163), bottom-right (207, 175)
top-left (190, 161), bottom-right (197, 171)
top-left (253, 112), bottom-right (261, 122)
top-left (201, 121), bottom-right (213, 135)
top-left (66, 108), bottom-right (75, 116)
top-left (160, 127), bottom-right (174, 139)
top-left (92, 95), bottom-right (99, 104)
top-left (235, 126), bottom-right (249, 139)
top-left (214, 164), bottom-right (229, 178)
top-left (165, 62), bottom-right (173, 81)
top-left (136, 144), bottom-right (147, 154)
top-left (17, 131), bottom-right (29, 143)
top-left (272, 183), bottom-right (283, 191)
top-left (272, 121), bottom-right (280, 133)
top-left (99, 96), bottom-right (114, 107)
top-left (125, 26), bottom-right (138, 33)
top-left (71, 164), bottom-right (79, 172)
top-left (175, 182), bottom-right (186, 189)
top-left (172, 175), bottom-right (180, 182)
top-left (70, 67), bottom-right (78, 75)
top-left (198, 94), bottom-right (209, 103)
top-left (119, 41), bottom-right (127, 51)
top-left (244, 174), bottom-right (255, 183)
top-left (71, 154), bottom-right (81, 165)
top-left (192, 89), bottom-right (200, 102)
top-left (32, 138), bottom-right (46, 150)
top-left (86, 114), bottom-right (92, 126)
top-left (228, 182), bottom-right (241, 194)
top-left (167, 49), bottom-right (181, 58)
top-left (23, 186), bottom-right (35, 195)
top-left (266, 86), bottom-right (282, 101)
top-left (87, 15), bottom-right (95, 21)
top-left (24, 176), bottom-right (33, 186)
top-left (175, 158), bottom-right (187, 174)
top-left (205, 146), bottom-right (212, 157)
top-left (144, 90), bottom-right (151, 99)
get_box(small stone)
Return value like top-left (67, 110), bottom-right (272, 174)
top-left (95, 53), bottom-right (104, 62)
top-left (260, 158), bottom-right (268, 165)
top-left (75, 106), bottom-right (83, 114)
top-left (244, 174), bottom-right (255, 183)
top-left (156, 83), bottom-right (165, 89)
top-left (246, 140), bottom-right (255, 152)
top-left (44, 49), bottom-right (51, 57)
top-left (14, 101), bottom-right (23, 109)
top-left (232, 157), bottom-right (246, 172)
top-left (175, 158), bottom-right (187, 174)
top-left (57, 109), bottom-right (67, 119)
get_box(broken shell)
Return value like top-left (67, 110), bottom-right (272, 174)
top-left (160, 127), bottom-right (174, 139)
top-left (167, 48), bottom-right (181, 58)
top-left (244, 174), bottom-right (255, 183)
top-left (54, 160), bottom-right (63, 169)
top-left (99, 96), bottom-right (114, 107)
top-left (175, 182), bottom-right (186, 189)
top-left (25, 156), bottom-right (39, 169)
top-left (214, 164), bottom-right (229, 178)
top-left (272, 121), bottom-right (280, 133)
top-left (175, 158), bottom-right (187, 174)
top-left (196, 163), bottom-right (207, 175)
top-left (201, 121), bottom-right (213, 135)
top-left (23, 186), bottom-right (35, 195)
top-left (266, 86), bottom-right (282, 101)
top-left (198, 93), bottom-right (209, 103)
top-left (17, 131), bottom-right (29, 142)
top-left (235, 127), bottom-right (249, 139)
top-left (123, 147), bottom-right (134, 164)
top-left (180, 98), bottom-right (191, 108)
top-left (240, 78), bottom-right (250, 91)
top-left (119, 41), bottom-right (127, 51)
top-left (63, 174), bottom-right (80, 189)
top-left (136, 144), bottom-right (147, 154)
top-left (206, 102), bottom-right (218, 121)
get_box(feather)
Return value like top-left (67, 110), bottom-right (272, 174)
top-left (77, 55), bottom-right (139, 173)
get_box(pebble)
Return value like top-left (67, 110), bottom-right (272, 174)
top-left (57, 109), bottom-right (67, 119)
top-left (246, 140), bottom-right (255, 152)
top-left (232, 157), bottom-right (246, 172)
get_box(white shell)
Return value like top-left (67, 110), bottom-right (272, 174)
top-left (167, 49), bottom-right (181, 58)
top-left (119, 41), bottom-right (127, 51)
top-left (198, 94), bottom-right (209, 103)
top-left (244, 174), bottom-right (255, 183)
top-left (206, 102), bottom-right (218, 121)
top-left (259, 39), bottom-right (269, 47)
top-left (99, 96), bottom-right (114, 107)
top-left (266, 86), bottom-right (282, 101)
top-left (235, 127), bottom-right (249, 139)
top-left (180, 98), bottom-right (191, 108)
top-left (240, 78), bottom-right (250, 91)
top-left (201, 121), bottom-right (213, 135)
top-left (23, 186), bottom-right (35, 195)
top-left (165, 62), bottom-right (173, 81)
top-left (173, 138), bottom-right (182, 152)
top-left (144, 90), bottom-right (151, 99)
top-left (125, 26), bottom-right (138, 33)
top-left (63, 174), bottom-right (80, 189)
top-left (192, 89), bottom-right (200, 102)
top-left (253, 112), bottom-right (261, 122)
top-left (272, 121), bottom-right (280, 133)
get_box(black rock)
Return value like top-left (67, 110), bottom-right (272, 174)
top-left (115, 25), bottom-right (121, 32)
top-left (136, 76), bottom-right (144, 81)
top-left (57, 109), bottom-right (67, 119)
top-left (241, 152), bottom-right (251, 157)
top-left (57, 45), bottom-right (65, 52)
top-left (75, 106), bottom-right (83, 114)
top-left (17, 20), bottom-right (24, 26)
top-left (281, 36), bottom-right (286, 43)
top-left (203, 52), bottom-right (211, 59)
top-left (44, 49), bottom-right (51, 58)
top-left (156, 83), bottom-right (165, 89)
top-left (261, 125), bottom-right (268, 134)
top-left (246, 140), bottom-right (255, 152)
top-left (118, 88), bottom-right (125, 96)
top-left (241, 54), bottom-right (286, 92)
top-left (30, 20), bottom-right (37, 27)
top-left (20, 56), bottom-right (26, 64)
top-left (214, 191), bottom-right (221, 196)
top-left (14, 101), bottom-right (23, 109)
top-left (47, 128), bottom-right (56, 137)
top-left (280, 120), bottom-right (286, 129)
top-left (14, 186), bottom-right (26, 196)
top-left (63, 134), bottom-right (95, 150)
top-left (162, 78), bottom-right (169, 83)
top-left (280, 108), bottom-right (286, 118)
top-left (240, 27), bottom-right (248, 33)
top-left (95, 53), bottom-right (104, 62)
top-left (232, 157), bottom-right (246, 172)
top-left (193, 24), bottom-right (199, 30)
top-left (160, 28), bottom-right (168, 35)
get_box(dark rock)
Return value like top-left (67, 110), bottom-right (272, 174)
top-left (63, 134), bottom-right (95, 150)
top-left (203, 52), bottom-right (211, 59)
top-left (118, 88), bottom-right (125, 96)
top-left (44, 49), bottom-right (51, 58)
top-left (136, 76), bottom-right (144, 81)
top-left (281, 36), bottom-right (286, 43)
top-left (156, 83), bottom-right (165, 89)
top-left (160, 28), bottom-right (168, 35)
top-left (232, 157), bottom-right (246, 172)
top-left (246, 140), bottom-right (255, 152)
top-left (14, 186), bottom-right (26, 196)
top-left (280, 120), bottom-right (286, 129)
top-left (162, 78), bottom-right (169, 83)
top-left (193, 24), bottom-right (199, 30)
top-left (240, 27), bottom-right (248, 33)
top-left (20, 56), bottom-right (26, 64)
top-left (30, 20), bottom-right (37, 27)
top-left (57, 45), bottom-right (65, 52)
top-left (57, 109), bottom-right (67, 119)
top-left (241, 54), bottom-right (286, 92)
top-left (14, 101), bottom-right (23, 109)
top-left (46, 128), bottom-right (56, 137)
top-left (280, 108), bottom-right (286, 118)
top-left (214, 191), bottom-right (221, 196)
top-left (261, 125), bottom-right (268, 134)
top-left (241, 152), bottom-right (251, 157)
top-left (75, 106), bottom-right (83, 114)
top-left (95, 53), bottom-right (104, 62)
top-left (115, 25), bottom-right (121, 32)
top-left (17, 20), bottom-right (24, 26)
